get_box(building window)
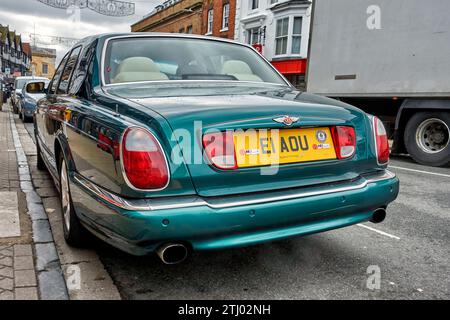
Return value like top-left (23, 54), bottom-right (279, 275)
top-left (291, 17), bottom-right (303, 54)
top-left (42, 63), bottom-right (49, 75)
top-left (207, 9), bottom-right (214, 34)
top-left (187, 25), bottom-right (193, 34)
top-left (247, 27), bottom-right (260, 45)
top-left (222, 3), bottom-right (230, 30)
top-left (275, 17), bottom-right (289, 55)
top-left (179, 27), bottom-right (185, 33)
top-left (249, 0), bottom-right (259, 10)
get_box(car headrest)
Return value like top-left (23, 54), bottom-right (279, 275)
top-left (221, 60), bottom-right (262, 82)
top-left (117, 57), bottom-right (160, 73)
top-left (221, 60), bottom-right (253, 75)
top-left (113, 57), bottom-right (169, 83)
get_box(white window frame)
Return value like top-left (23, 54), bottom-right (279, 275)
top-left (249, 0), bottom-right (259, 11)
top-left (274, 17), bottom-right (289, 56)
top-left (207, 9), bottom-right (214, 35)
top-left (221, 3), bottom-right (230, 31)
top-left (291, 16), bottom-right (303, 55)
top-left (274, 15), bottom-right (304, 58)
top-left (42, 63), bottom-right (49, 75)
top-left (246, 27), bottom-right (261, 45)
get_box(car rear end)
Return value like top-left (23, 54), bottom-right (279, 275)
top-left (69, 35), bottom-right (399, 260)
top-left (72, 91), bottom-right (398, 259)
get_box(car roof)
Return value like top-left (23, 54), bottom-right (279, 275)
top-left (78, 32), bottom-right (244, 47)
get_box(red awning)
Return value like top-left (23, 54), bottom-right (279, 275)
top-left (271, 59), bottom-right (307, 75)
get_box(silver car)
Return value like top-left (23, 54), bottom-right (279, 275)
top-left (17, 80), bottom-right (49, 122)
top-left (12, 76), bottom-right (48, 114)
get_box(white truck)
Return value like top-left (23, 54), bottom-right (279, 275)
top-left (306, 0), bottom-right (450, 166)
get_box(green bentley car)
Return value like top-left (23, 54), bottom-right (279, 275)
top-left (32, 33), bottom-right (399, 264)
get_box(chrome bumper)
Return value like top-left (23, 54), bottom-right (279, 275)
top-left (73, 170), bottom-right (397, 212)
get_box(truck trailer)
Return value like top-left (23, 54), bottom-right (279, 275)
top-left (306, 0), bottom-right (450, 166)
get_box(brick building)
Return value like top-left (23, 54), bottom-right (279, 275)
top-left (131, 0), bottom-right (237, 40)
top-left (131, 0), bottom-right (203, 34)
top-left (202, 0), bottom-right (236, 39)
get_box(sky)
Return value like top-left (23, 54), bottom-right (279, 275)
top-left (0, 0), bottom-right (160, 62)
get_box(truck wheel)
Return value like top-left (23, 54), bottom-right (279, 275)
top-left (404, 112), bottom-right (450, 167)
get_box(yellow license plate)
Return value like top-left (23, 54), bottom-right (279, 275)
top-left (234, 127), bottom-right (336, 168)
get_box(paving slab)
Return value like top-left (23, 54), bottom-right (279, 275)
top-left (0, 290), bottom-right (14, 300)
top-left (14, 269), bottom-right (37, 287)
top-left (14, 256), bottom-right (34, 270)
top-left (14, 287), bottom-right (38, 300)
top-left (13, 244), bottom-right (32, 257)
top-left (0, 192), bottom-right (21, 238)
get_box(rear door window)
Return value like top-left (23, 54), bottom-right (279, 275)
top-left (57, 46), bottom-right (82, 94)
top-left (49, 53), bottom-right (69, 94)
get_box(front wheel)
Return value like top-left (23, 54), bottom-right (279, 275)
top-left (59, 157), bottom-right (90, 247)
top-left (404, 111), bottom-right (450, 167)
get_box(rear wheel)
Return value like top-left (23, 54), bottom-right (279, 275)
top-left (404, 111), bottom-right (450, 167)
top-left (36, 138), bottom-right (47, 171)
top-left (59, 156), bottom-right (90, 247)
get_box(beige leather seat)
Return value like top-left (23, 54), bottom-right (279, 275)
top-left (113, 57), bottom-right (169, 83)
top-left (221, 60), bottom-right (262, 82)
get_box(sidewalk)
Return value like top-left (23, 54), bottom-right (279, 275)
top-left (0, 103), bottom-right (70, 300)
top-left (0, 104), bottom-right (38, 300)
top-left (5, 103), bottom-right (120, 300)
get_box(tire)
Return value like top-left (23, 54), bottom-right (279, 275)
top-left (23, 114), bottom-right (30, 123)
top-left (36, 139), bottom-right (47, 171)
top-left (404, 111), bottom-right (450, 167)
top-left (59, 156), bottom-right (90, 247)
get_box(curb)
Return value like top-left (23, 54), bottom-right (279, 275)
top-left (9, 111), bottom-right (69, 300)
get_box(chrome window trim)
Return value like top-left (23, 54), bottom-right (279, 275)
top-left (74, 170), bottom-right (396, 212)
top-left (100, 34), bottom-right (293, 88)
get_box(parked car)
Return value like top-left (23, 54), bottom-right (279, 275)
top-left (12, 76), bottom-right (48, 114)
top-left (33, 33), bottom-right (399, 264)
top-left (18, 80), bottom-right (50, 122)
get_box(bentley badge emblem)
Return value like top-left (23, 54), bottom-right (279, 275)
top-left (273, 115), bottom-right (300, 126)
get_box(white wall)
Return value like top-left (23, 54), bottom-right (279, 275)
top-left (235, 0), bottom-right (311, 61)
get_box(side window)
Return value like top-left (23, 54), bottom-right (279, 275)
top-left (49, 53), bottom-right (69, 94)
top-left (57, 46), bottom-right (82, 94)
top-left (69, 40), bottom-right (97, 96)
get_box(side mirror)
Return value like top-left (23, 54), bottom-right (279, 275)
top-left (26, 82), bottom-right (46, 94)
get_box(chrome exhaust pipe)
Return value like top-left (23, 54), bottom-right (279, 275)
top-left (370, 208), bottom-right (387, 224)
top-left (156, 243), bottom-right (189, 265)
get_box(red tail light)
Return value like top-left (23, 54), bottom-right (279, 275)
top-left (373, 117), bottom-right (389, 164)
top-left (121, 127), bottom-right (169, 190)
top-left (202, 131), bottom-right (237, 170)
top-left (331, 126), bottom-right (356, 159)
